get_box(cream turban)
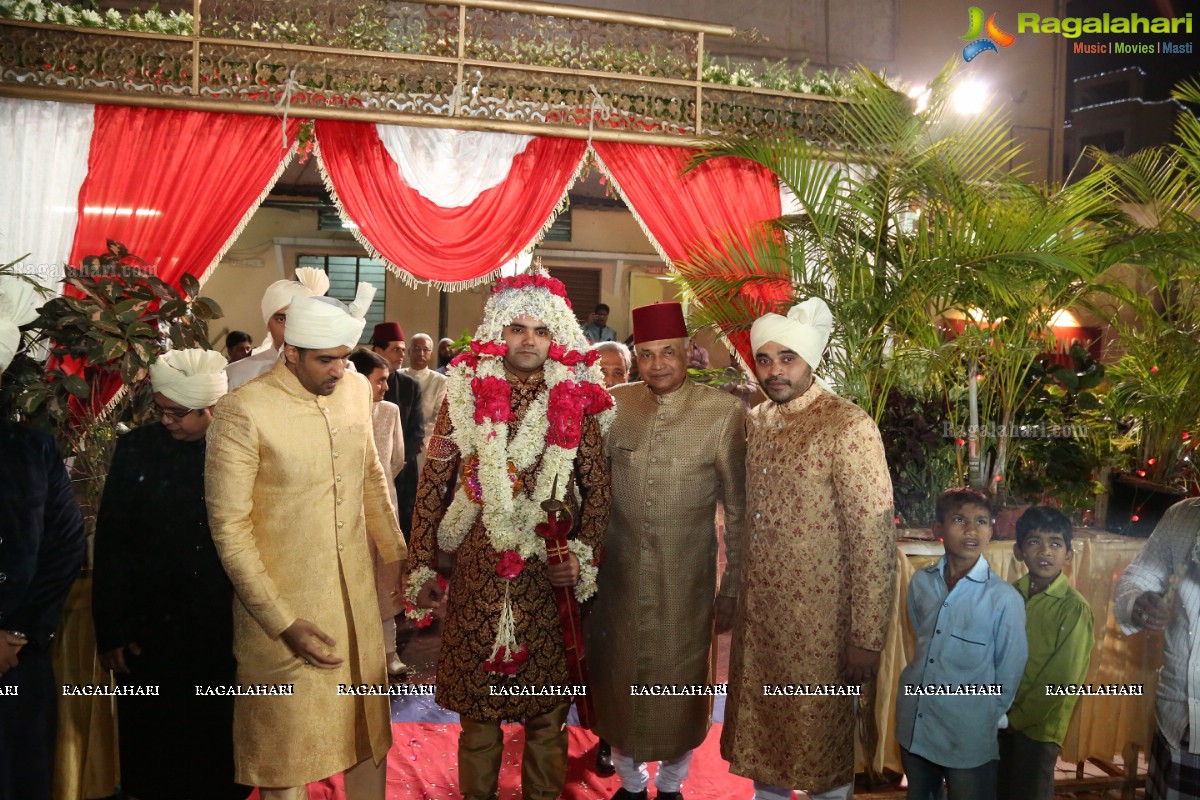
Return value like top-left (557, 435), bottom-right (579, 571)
top-left (0, 276), bottom-right (39, 373)
top-left (259, 266), bottom-right (330, 324)
top-left (750, 297), bottom-right (834, 369)
top-left (284, 283), bottom-right (375, 350)
top-left (149, 348), bottom-right (229, 409)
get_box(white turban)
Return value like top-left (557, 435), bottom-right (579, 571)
top-left (0, 276), bottom-right (39, 373)
top-left (750, 297), bottom-right (834, 370)
top-left (284, 283), bottom-right (375, 350)
top-left (149, 348), bottom-right (229, 409)
top-left (259, 266), bottom-right (330, 324)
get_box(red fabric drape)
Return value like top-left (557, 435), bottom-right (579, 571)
top-left (65, 107), bottom-right (296, 414)
top-left (315, 121), bottom-right (587, 285)
top-left (70, 106), bottom-right (298, 287)
top-left (591, 142), bottom-right (786, 363)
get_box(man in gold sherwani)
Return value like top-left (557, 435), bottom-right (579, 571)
top-left (721, 298), bottom-right (896, 800)
top-left (206, 289), bottom-right (405, 800)
top-left (587, 301), bottom-right (747, 800)
top-left (406, 273), bottom-right (613, 800)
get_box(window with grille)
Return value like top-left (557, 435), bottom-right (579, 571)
top-left (297, 255), bottom-right (387, 343)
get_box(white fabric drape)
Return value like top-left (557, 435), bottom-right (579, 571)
top-left (0, 98), bottom-right (93, 295)
top-left (375, 125), bottom-right (534, 207)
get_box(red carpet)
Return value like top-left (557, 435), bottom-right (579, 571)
top-left (249, 721), bottom-right (751, 799)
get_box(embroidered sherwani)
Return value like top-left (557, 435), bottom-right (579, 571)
top-left (407, 373), bottom-right (610, 720)
top-left (721, 383), bottom-right (895, 792)
top-left (205, 361), bottom-right (404, 787)
top-left (587, 379), bottom-right (747, 761)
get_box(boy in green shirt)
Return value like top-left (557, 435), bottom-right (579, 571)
top-left (998, 506), bottom-right (1095, 800)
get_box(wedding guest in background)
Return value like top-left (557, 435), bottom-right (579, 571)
top-left (403, 333), bottom-right (447, 474)
top-left (225, 330), bottom-right (254, 363)
top-left (349, 348), bottom-right (408, 677)
top-left (592, 340), bottom-right (631, 389)
top-left (226, 267), bottom-right (329, 389)
top-left (583, 303), bottom-right (618, 344)
top-left (371, 321), bottom-right (423, 538)
top-left (93, 348), bottom-right (249, 800)
top-left (1115, 498), bottom-right (1200, 800)
top-left (0, 275), bottom-right (87, 800)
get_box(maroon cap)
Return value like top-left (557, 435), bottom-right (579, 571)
top-left (371, 322), bottom-right (404, 347)
top-left (632, 302), bottom-right (687, 344)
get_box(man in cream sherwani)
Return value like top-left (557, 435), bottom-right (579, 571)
top-left (587, 301), bottom-right (747, 800)
top-left (206, 287), bottom-right (405, 800)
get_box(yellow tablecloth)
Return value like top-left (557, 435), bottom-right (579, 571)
top-left (860, 534), bottom-right (1158, 776)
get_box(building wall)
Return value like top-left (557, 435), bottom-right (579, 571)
top-left (551, 0), bottom-right (1065, 182)
top-left (202, 206), bottom-right (657, 354)
top-left (203, 206), bottom-right (488, 353)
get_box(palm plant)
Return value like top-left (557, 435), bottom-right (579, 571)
top-left (673, 60), bottom-right (1117, 500)
top-left (1087, 78), bottom-right (1200, 492)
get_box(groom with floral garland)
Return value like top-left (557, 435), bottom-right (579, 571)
top-left (407, 272), bottom-right (613, 800)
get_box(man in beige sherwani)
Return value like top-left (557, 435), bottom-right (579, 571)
top-left (206, 289), bottom-right (405, 800)
top-left (721, 298), bottom-right (896, 800)
top-left (587, 301), bottom-right (746, 800)
top-left (402, 332), bottom-right (447, 474)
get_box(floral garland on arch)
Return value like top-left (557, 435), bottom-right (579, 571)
top-left (404, 273), bottom-right (614, 676)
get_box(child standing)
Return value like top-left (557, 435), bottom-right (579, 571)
top-left (998, 506), bottom-right (1094, 800)
top-left (896, 488), bottom-right (1028, 800)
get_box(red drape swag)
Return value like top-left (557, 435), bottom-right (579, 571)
top-left (66, 106), bottom-right (297, 414)
top-left (315, 121), bottom-right (587, 285)
top-left (70, 106), bottom-right (299, 287)
top-left (591, 142), bottom-right (787, 363)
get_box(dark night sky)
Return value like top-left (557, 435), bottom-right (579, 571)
top-left (1064, 0), bottom-right (1199, 101)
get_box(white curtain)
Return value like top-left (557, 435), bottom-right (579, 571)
top-left (0, 97), bottom-right (94, 296)
top-left (375, 124), bottom-right (533, 208)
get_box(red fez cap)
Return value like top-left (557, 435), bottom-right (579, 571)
top-left (632, 302), bottom-right (687, 344)
top-left (371, 322), bottom-right (404, 346)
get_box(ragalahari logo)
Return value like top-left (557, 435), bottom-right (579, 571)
top-left (961, 7), bottom-right (1016, 61)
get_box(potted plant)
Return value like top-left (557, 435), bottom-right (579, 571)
top-left (1, 241), bottom-right (222, 535)
top-left (1084, 78), bottom-right (1200, 534)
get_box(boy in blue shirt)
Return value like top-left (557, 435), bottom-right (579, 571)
top-left (896, 488), bottom-right (1028, 800)
top-left (998, 506), bottom-right (1094, 800)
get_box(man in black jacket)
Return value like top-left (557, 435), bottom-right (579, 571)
top-left (0, 275), bottom-right (87, 800)
top-left (371, 321), bottom-right (423, 537)
top-left (92, 348), bottom-right (249, 800)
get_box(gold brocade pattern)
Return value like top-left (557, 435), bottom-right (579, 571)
top-left (587, 380), bottom-right (747, 762)
top-left (721, 384), bottom-right (896, 792)
top-left (205, 363), bottom-right (404, 787)
top-left (407, 375), bottom-right (611, 720)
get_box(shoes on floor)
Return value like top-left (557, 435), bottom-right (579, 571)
top-left (610, 789), bottom-right (648, 800)
top-left (656, 792), bottom-right (684, 800)
top-left (386, 653), bottom-right (408, 676)
top-left (595, 739), bottom-right (615, 776)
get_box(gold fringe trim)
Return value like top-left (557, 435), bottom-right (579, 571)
top-left (197, 140), bottom-right (298, 289)
top-left (586, 146), bottom-right (675, 269)
top-left (313, 126), bottom-right (591, 291)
